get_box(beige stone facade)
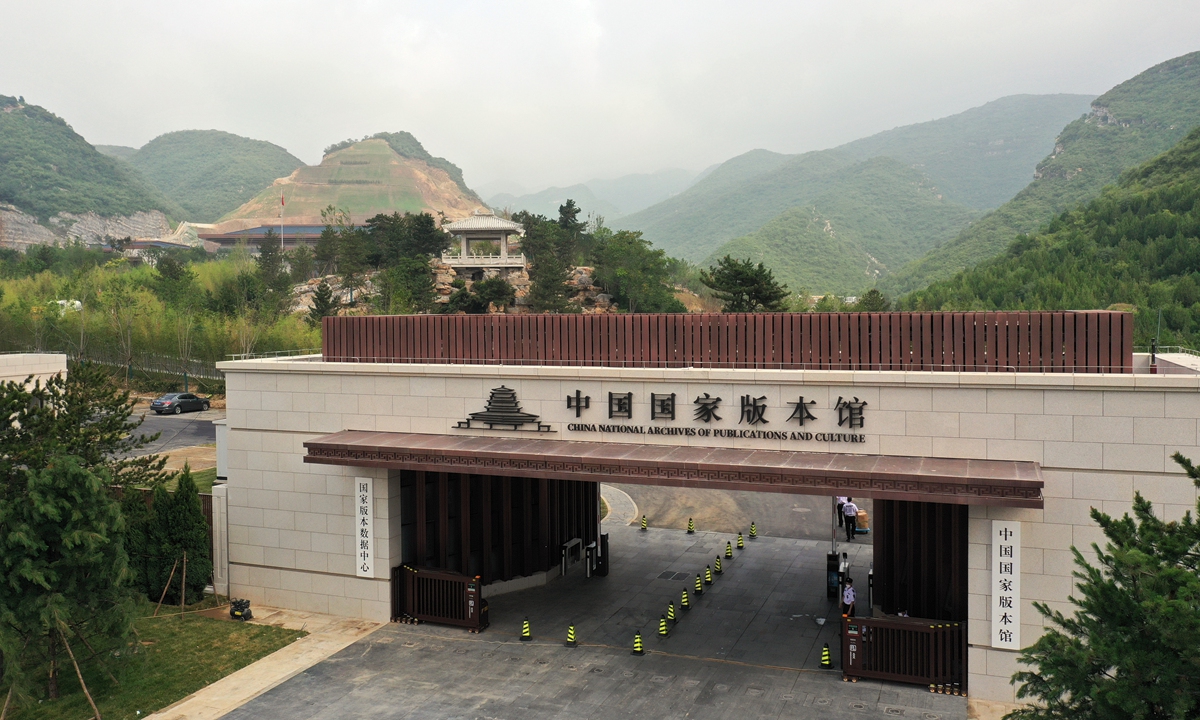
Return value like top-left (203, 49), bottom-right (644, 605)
top-left (217, 355), bottom-right (1200, 703)
top-left (0, 352), bottom-right (67, 385)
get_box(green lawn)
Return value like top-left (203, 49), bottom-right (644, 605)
top-left (191, 466), bottom-right (217, 493)
top-left (159, 466), bottom-right (216, 493)
top-left (7, 600), bottom-right (304, 720)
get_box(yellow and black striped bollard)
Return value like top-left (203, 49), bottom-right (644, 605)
top-left (667, 601), bottom-right (677, 623)
top-left (640, 515), bottom-right (647, 531)
top-left (705, 565), bottom-right (714, 585)
top-left (694, 573), bottom-right (704, 595)
top-left (565, 624), bottom-right (577, 648)
top-left (749, 522), bottom-right (757, 539)
top-left (737, 532), bottom-right (744, 549)
top-left (686, 517), bottom-right (695, 534)
top-left (657, 615), bottom-right (669, 637)
top-left (681, 588), bottom-right (691, 610)
top-left (632, 631), bottom-right (645, 656)
top-left (714, 556), bottom-right (722, 574)
top-left (725, 541), bottom-right (733, 558)
top-left (520, 617), bottom-right (532, 641)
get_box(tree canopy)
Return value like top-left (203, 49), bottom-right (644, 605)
top-left (700, 255), bottom-right (790, 312)
top-left (1009, 452), bottom-right (1200, 719)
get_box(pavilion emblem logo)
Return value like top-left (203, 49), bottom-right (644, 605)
top-left (456, 386), bottom-right (551, 432)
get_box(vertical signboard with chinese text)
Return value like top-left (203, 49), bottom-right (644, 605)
top-left (355, 476), bottom-right (374, 578)
top-left (991, 520), bottom-right (1020, 649)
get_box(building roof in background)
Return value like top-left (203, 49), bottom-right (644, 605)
top-left (442, 208), bottom-right (524, 234)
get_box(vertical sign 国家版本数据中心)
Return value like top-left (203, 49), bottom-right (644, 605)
top-left (356, 476), bottom-right (374, 578)
top-left (991, 520), bottom-right (1021, 650)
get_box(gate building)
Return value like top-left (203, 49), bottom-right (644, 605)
top-left (215, 311), bottom-right (1200, 703)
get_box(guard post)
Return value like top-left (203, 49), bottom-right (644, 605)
top-left (826, 552), bottom-right (839, 598)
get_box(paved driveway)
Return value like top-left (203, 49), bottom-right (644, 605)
top-left (131, 407), bottom-right (223, 455)
top-left (223, 520), bottom-right (964, 720)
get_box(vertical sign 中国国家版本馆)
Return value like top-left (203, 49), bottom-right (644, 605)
top-left (356, 476), bottom-right (374, 578)
top-left (991, 520), bottom-right (1020, 649)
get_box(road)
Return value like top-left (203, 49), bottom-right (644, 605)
top-left (129, 406), bottom-right (223, 455)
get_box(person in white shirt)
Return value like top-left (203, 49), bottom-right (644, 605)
top-left (842, 577), bottom-right (856, 617)
top-left (843, 498), bottom-right (859, 541)
top-left (836, 496), bottom-right (848, 528)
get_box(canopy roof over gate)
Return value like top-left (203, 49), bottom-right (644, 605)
top-left (304, 431), bottom-right (1044, 508)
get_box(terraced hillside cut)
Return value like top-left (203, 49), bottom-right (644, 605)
top-left (223, 137), bottom-right (483, 223)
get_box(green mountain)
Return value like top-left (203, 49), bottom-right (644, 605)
top-left (127, 130), bottom-right (304, 223)
top-left (617, 94), bottom-right (1093, 262)
top-left (837, 94), bottom-right (1094, 209)
top-left (0, 95), bottom-right (182, 221)
top-left (884, 51), bottom-right (1200, 296)
top-left (617, 149), bottom-right (849, 261)
top-left (491, 168), bottom-right (701, 219)
top-left (898, 125), bottom-right (1200, 346)
top-left (707, 157), bottom-right (981, 295)
top-left (95, 144), bottom-right (138, 161)
top-left (490, 184), bottom-right (622, 220)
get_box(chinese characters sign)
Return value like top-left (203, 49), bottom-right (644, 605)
top-left (563, 390), bottom-right (869, 443)
top-left (355, 477), bottom-right (375, 578)
top-left (991, 520), bottom-right (1021, 650)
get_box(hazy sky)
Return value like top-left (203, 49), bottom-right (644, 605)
top-left (4, 1), bottom-right (1199, 192)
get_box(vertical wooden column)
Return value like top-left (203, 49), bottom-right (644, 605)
top-left (501, 477), bottom-right (513, 581)
top-left (437, 472), bottom-right (449, 568)
top-left (460, 475), bottom-right (471, 577)
top-left (522, 478), bottom-right (534, 575)
top-left (538, 478), bottom-right (550, 571)
top-left (414, 471), bottom-right (427, 565)
top-left (480, 476), bottom-right (492, 585)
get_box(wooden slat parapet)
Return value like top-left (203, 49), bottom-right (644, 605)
top-left (322, 311), bottom-right (1133, 373)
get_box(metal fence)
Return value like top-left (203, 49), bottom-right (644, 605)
top-left (842, 616), bottom-right (966, 694)
top-left (391, 565), bottom-right (489, 632)
top-left (79, 349), bottom-right (223, 380)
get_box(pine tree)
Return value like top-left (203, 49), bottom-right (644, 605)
top-left (0, 457), bottom-right (136, 703)
top-left (1008, 452), bottom-right (1200, 719)
top-left (522, 219), bottom-right (576, 313)
top-left (307, 280), bottom-right (340, 328)
top-left (854, 288), bottom-right (890, 312)
top-left (255, 228), bottom-right (289, 292)
top-left (0, 360), bottom-right (170, 497)
top-left (152, 468), bottom-right (212, 605)
top-left (700, 255), bottom-right (789, 312)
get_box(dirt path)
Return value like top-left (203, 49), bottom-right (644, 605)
top-left (611, 484), bottom-right (874, 544)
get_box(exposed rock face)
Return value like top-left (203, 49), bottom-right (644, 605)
top-left (0, 204), bottom-right (58, 249)
top-left (289, 274), bottom-right (378, 315)
top-left (0, 204), bottom-right (172, 250)
top-left (50, 210), bottom-right (171, 245)
top-left (293, 261), bottom-right (618, 316)
top-left (566, 266), bottom-right (616, 313)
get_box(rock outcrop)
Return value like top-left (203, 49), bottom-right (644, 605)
top-left (0, 204), bottom-right (172, 250)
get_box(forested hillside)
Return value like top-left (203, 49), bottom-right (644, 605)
top-left (128, 130), bottom-right (304, 222)
top-left (0, 95), bottom-right (182, 220)
top-left (490, 183), bottom-right (621, 220)
top-left (899, 126), bottom-right (1200, 346)
top-left (618, 94), bottom-right (1092, 262)
top-left (710, 157), bottom-right (980, 295)
top-left (884, 51), bottom-right (1200, 296)
top-left (836, 94), bottom-right (1093, 209)
top-left (491, 168), bottom-right (702, 219)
